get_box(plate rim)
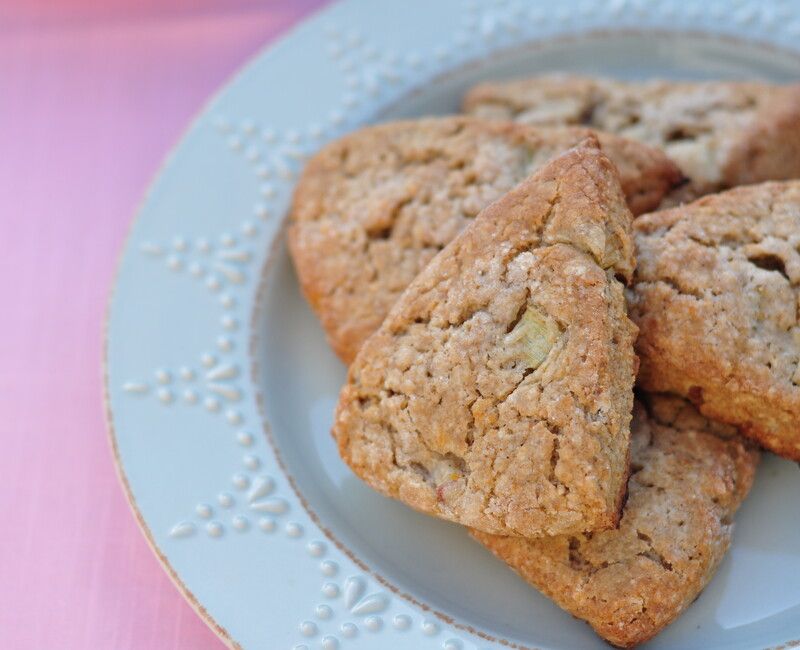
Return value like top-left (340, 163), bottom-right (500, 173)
top-left (100, 5), bottom-right (339, 647)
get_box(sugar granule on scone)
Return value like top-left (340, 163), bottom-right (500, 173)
top-left (472, 395), bottom-right (759, 648)
top-left (629, 180), bottom-right (800, 460)
top-left (332, 139), bottom-right (638, 539)
top-left (288, 116), bottom-right (681, 363)
top-left (463, 75), bottom-right (800, 201)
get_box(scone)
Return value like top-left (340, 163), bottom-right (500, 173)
top-left (629, 181), bottom-right (800, 460)
top-left (472, 395), bottom-right (759, 648)
top-left (464, 75), bottom-right (800, 200)
top-left (333, 139), bottom-right (638, 539)
top-left (289, 116), bottom-right (681, 363)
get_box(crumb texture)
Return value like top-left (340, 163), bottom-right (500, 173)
top-left (630, 181), bottom-right (800, 459)
top-left (464, 75), bottom-right (800, 200)
top-left (333, 141), bottom-right (638, 539)
top-left (472, 396), bottom-right (759, 648)
top-left (288, 116), bottom-right (680, 362)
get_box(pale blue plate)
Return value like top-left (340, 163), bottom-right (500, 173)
top-left (105, 1), bottom-right (800, 648)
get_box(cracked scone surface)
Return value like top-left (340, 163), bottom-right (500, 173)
top-left (332, 141), bottom-right (638, 539)
top-left (629, 181), bottom-right (800, 460)
top-left (472, 395), bottom-right (759, 648)
top-left (288, 116), bottom-right (680, 363)
top-left (464, 75), bottom-right (800, 200)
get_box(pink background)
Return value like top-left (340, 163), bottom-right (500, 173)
top-left (0, 1), bottom-right (329, 647)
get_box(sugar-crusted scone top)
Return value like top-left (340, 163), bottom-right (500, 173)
top-left (288, 117), bottom-right (679, 363)
top-left (463, 75), bottom-right (800, 196)
top-left (472, 395), bottom-right (759, 648)
top-left (630, 181), bottom-right (800, 460)
top-left (333, 140), bottom-right (638, 539)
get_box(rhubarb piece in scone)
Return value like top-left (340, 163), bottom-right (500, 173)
top-left (288, 116), bottom-right (680, 362)
top-left (333, 139), bottom-right (638, 539)
top-left (630, 180), bottom-right (800, 460)
top-left (472, 395), bottom-right (759, 648)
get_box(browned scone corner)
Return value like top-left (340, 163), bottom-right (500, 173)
top-left (332, 139), bottom-right (638, 539)
top-left (463, 75), bottom-right (800, 202)
top-left (287, 116), bottom-right (681, 363)
top-left (471, 395), bottom-right (760, 648)
top-left (629, 180), bottom-right (800, 460)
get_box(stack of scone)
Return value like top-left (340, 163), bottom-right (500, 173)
top-left (288, 76), bottom-right (800, 647)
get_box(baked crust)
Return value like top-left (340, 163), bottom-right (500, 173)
top-left (288, 116), bottom-right (680, 363)
top-left (629, 181), bottom-right (800, 460)
top-left (332, 140), bottom-right (638, 539)
top-left (472, 395), bottom-right (759, 648)
top-left (464, 75), bottom-right (800, 201)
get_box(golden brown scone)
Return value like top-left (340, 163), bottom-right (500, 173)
top-left (629, 181), bottom-right (800, 460)
top-left (464, 75), bottom-right (800, 201)
top-left (333, 140), bottom-right (638, 539)
top-left (472, 395), bottom-right (759, 648)
top-left (289, 116), bottom-right (680, 363)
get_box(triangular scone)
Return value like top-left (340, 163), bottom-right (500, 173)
top-left (464, 75), bottom-right (800, 201)
top-left (333, 140), bottom-right (638, 539)
top-left (289, 116), bottom-right (681, 363)
top-left (630, 181), bottom-right (800, 460)
top-left (472, 395), bottom-right (759, 648)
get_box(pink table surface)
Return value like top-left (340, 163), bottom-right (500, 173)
top-left (0, 2), bottom-right (329, 647)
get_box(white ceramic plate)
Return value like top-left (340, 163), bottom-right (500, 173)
top-left (105, 1), bottom-right (800, 648)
